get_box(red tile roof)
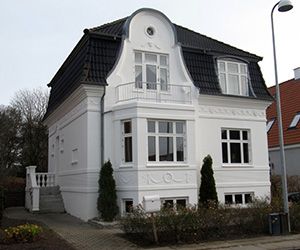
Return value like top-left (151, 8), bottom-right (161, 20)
top-left (267, 78), bottom-right (300, 148)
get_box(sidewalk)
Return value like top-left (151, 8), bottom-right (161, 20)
top-left (4, 207), bottom-right (300, 250)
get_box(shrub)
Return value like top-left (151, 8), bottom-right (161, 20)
top-left (97, 160), bottom-right (118, 221)
top-left (199, 155), bottom-right (218, 205)
top-left (121, 200), bottom-right (271, 245)
top-left (3, 224), bottom-right (42, 243)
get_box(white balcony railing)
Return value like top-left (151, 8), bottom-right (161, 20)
top-left (115, 82), bottom-right (192, 104)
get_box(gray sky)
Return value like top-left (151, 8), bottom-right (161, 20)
top-left (1, 0), bottom-right (299, 105)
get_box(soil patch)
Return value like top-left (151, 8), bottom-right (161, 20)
top-left (0, 217), bottom-right (75, 250)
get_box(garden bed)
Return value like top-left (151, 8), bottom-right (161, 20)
top-left (0, 217), bottom-right (75, 250)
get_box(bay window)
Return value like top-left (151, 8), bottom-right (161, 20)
top-left (221, 129), bottom-right (250, 165)
top-left (218, 59), bottom-right (249, 96)
top-left (148, 120), bottom-right (185, 163)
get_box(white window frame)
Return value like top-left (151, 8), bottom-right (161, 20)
top-left (224, 192), bottom-right (254, 206)
top-left (122, 120), bottom-right (133, 163)
top-left (289, 113), bottom-right (300, 129)
top-left (221, 128), bottom-right (251, 166)
top-left (218, 59), bottom-right (249, 96)
top-left (134, 51), bottom-right (169, 91)
top-left (147, 120), bottom-right (186, 163)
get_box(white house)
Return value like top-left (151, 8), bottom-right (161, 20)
top-left (40, 8), bottom-right (273, 221)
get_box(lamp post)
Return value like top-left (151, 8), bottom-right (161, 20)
top-left (271, 0), bottom-right (293, 232)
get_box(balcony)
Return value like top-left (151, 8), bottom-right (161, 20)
top-left (115, 82), bottom-right (192, 104)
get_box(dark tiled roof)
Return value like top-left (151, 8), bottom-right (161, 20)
top-left (90, 19), bottom-right (261, 61)
top-left (45, 35), bottom-right (121, 117)
top-left (182, 49), bottom-right (221, 95)
top-left (267, 78), bottom-right (300, 147)
top-left (45, 14), bottom-right (272, 119)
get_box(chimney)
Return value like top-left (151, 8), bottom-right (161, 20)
top-left (294, 67), bottom-right (300, 80)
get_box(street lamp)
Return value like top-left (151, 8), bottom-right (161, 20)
top-left (271, 0), bottom-right (293, 232)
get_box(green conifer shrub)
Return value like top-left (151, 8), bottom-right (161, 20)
top-left (199, 155), bottom-right (218, 206)
top-left (97, 160), bottom-right (118, 221)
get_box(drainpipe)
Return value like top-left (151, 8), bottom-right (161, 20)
top-left (100, 86), bottom-right (106, 167)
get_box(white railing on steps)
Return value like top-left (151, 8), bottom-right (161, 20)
top-left (25, 166), bottom-right (56, 212)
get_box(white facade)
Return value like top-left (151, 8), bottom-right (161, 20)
top-left (45, 9), bottom-right (271, 221)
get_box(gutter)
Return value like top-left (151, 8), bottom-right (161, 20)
top-left (100, 86), bottom-right (106, 167)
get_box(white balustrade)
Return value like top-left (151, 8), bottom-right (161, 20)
top-left (116, 82), bottom-right (192, 104)
top-left (36, 173), bottom-right (56, 187)
top-left (25, 166), bottom-right (56, 212)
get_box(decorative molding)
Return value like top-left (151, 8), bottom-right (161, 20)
top-left (145, 172), bottom-right (189, 185)
top-left (117, 184), bottom-right (197, 192)
top-left (198, 105), bottom-right (266, 120)
top-left (119, 175), bottom-right (130, 184)
top-left (140, 42), bottom-right (161, 50)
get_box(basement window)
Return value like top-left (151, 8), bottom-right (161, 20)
top-left (225, 193), bottom-right (253, 205)
top-left (289, 113), bottom-right (300, 129)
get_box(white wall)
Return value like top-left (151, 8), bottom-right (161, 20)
top-left (45, 85), bottom-right (104, 221)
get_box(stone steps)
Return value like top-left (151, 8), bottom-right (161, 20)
top-left (38, 186), bottom-right (65, 213)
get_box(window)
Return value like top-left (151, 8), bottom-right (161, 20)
top-left (221, 129), bottom-right (250, 164)
top-left (123, 199), bottom-right (133, 213)
top-left (224, 193), bottom-right (253, 205)
top-left (134, 52), bottom-right (169, 91)
top-left (161, 197), bottom-right (187, 209)
top-left (218, 59), bottom-right (249, 96)
top-left (122, 121), bottom-right (132, 163)
top-left (289, 113), bottom-right (300, 129)
top-left (148, 120), bottom-right (185, 162)
top-left (266, 118), bottom-right (275, 133)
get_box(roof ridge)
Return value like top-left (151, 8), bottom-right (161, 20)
top-left (174, 24), bottom-right (261, 60)
top-left (89, 17), bottom-right (128, 32)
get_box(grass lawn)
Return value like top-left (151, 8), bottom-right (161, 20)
top-left (0, 217), bottom-right (75, 250)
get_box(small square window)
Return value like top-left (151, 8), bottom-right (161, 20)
top-left (289, 113), bottom-right (300, 129)
top-left (225, 195), bottom-right (233, 204)
top-left (124, 200), bottom-right (133, 213)
top-left (159, 121), bottom-right (173, 133)
top-left (245, 194), bottom-right (252, 204)
top-left (148, 121), bottom-right (156, 133)
top-left (145, 53), bottom-right (157, 63)
top-left (221, 130), bottom-right (227, 139)
top-left (124, 121), bottom-right (131, 134)
top-left (266, 118), bottom-right (275, 133)
top-left (163, 199), bottom-right (174, 209)
top-left (235, 194), bottom-right (243, 204)
top-left (230, 130), bottom-right (240, 140)
top-left (135, 52), bottom-right (142, 64)
top-left (160, 55), bottom-right (167, 66)
top-left (176, 199), bottom-right (186, 209)
top-left (242, 131), bottom-right (248, 140)
top-left (176, 122), bottom-right (184, 134)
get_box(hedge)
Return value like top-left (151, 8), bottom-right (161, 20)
top-left (121, 200), bottom-right (271, 245)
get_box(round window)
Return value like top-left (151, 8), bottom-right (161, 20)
top-left (146, 26), bottom-right (155, 36)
